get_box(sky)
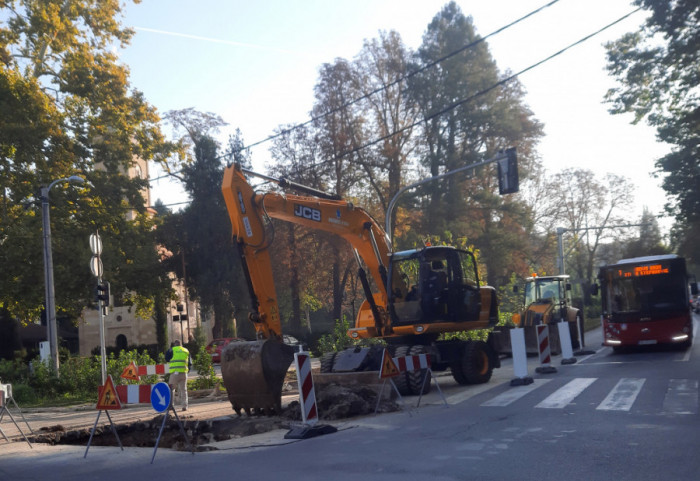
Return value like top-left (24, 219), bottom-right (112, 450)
top-left (119, 0), bottom-right (671, 234)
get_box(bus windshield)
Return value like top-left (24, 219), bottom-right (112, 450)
top-left (605, 264), bottom-right (687, 320)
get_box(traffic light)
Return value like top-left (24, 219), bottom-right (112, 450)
top-left (96, 281), bottom-right (110, 305)
top-left (498, 147), bottom-right (519, 195)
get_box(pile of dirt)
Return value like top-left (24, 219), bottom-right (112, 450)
top-left (27, 382), bottom-right (399, 450)
top-left (284, 382), bottom-right (399, 421)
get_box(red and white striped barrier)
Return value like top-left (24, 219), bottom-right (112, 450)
top-left (138, 364), bottom-right (170, 376)
top-left (535, 325), bottom-right (557, 374)
top-left (394, 353), bottom-right (431, 372)
top-left (294, 352), bottom-right (318, 425)
top-left (284, 351), bottom-right (338, 439)
top-left (375, 349), bottom-right (447, 414)
top-left (116, 384), bottom-right (154, 404)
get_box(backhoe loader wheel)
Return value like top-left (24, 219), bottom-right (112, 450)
top-left (393, 345), bottom-right (411, 395)
top-left (320, 352), bottom-right (337, 373)
top-left (407, 345), bottom-right (431, 395)
top-left (461, 341), bottom-right (493, 384)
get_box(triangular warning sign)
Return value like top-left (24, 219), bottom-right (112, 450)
top-left (96, 375), bottom-right (122, 410)
top-left (379, 349), bottom-right (400, 379)
top-left (121, 361), bottom-right (140, 381)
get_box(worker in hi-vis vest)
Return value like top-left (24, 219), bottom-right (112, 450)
top-left (166, 339), bottom-right (192, 411)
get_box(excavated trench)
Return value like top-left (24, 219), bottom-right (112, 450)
top-left (27, 383), bottom-right (400, 450)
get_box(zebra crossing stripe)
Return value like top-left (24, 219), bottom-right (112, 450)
top-left (535, 378), bottom-right (597, 409)
top-left (478, 377), bottom-right (699, 414)
top-left (662, 379), bottom-right (698, 415)
top-left (596, 378), bottom-right (645, 411)
top-left (481, 379), bottom-right (551, 407)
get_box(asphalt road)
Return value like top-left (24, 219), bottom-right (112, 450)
top-left (3, 321), bottom-right (700, 480)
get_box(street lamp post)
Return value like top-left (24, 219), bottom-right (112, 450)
top-left (41, 175), bottom-right (84, 373)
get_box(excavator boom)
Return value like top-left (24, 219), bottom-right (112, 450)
top-left (220, 164), bottom-right (392, 414)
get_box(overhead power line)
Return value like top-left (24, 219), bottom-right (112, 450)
top-left (285, 7), bottom-right (644, 177)
top-left (150, 6), bottom-right (643, 205)
top-left (242, 0), bottom-right (562, 153)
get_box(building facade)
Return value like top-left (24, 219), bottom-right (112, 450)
top-left (78, 156), bottom-right (210, 356)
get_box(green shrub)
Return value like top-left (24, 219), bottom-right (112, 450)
top-left (11, 384), bottom-right (37, 404)
top-left (190, 345), bottom-right (216, 389)
top-left (317, 317), bottom-right (360, 354)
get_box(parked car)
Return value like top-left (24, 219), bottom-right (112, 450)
top-left (283, 335), bottom-right (306, 352)
top-left (206, 338), bottom-right (245, 363)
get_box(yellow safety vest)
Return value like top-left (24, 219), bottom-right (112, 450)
top-left (169, 346), bottom-right (190, 373)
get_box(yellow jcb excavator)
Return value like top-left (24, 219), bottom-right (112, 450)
top-left (220, 163), bottom-right (505, 415)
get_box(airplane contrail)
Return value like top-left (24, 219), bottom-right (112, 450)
top-left (133, 26), bottom-right (306, 55)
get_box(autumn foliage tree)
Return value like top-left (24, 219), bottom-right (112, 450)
top-left (0, 0), bottom-right (174, 327)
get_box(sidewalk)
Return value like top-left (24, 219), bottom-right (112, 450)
top-left (0, 358), bottom-right (318, 444)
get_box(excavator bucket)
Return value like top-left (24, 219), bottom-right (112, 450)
top-left (220, 339), bottom-right (295, 415)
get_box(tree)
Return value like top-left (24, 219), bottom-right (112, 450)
top-left (0, 0), bottom-right (174, 326)
top-left (158, 113), bottom-right (249, 339)
top-left (621, 208), bottom-right (670, 258)
top-left (552, 169), bottom-right (635, 303)
top-left (604, 1), bottom-right (700, 226)
top-left (408, 2), bottom-right (543, 286)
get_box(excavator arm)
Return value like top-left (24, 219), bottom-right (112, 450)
top-left (219, 163), bottom-right (394, 415)
top-left (222, 163), bottom-right (392, 338)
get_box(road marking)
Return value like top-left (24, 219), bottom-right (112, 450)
top-left (446, 380), bottom-right (515, 405)
top-left (480, 379), bottom-right (550, 407)
top-left (596, 378), bottom-right (645, 411)
top-left (662, 379), bottom-right (698, 415)
top-left (535, 378), bottom-right (597, 409)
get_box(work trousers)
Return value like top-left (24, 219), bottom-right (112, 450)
top-left (168, 371), bottom-right (188, 409)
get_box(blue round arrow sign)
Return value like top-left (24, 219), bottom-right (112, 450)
top-left (151, 382), bottom-right (171, 413)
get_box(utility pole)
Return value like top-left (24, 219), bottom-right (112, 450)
top-left (41, 175), bottom-right (84, 374)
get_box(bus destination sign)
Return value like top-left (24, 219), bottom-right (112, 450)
top-left (615, 263), bottom-right (670, 278)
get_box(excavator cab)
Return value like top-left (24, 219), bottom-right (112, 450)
top-left (389, 246), bottom-right (482, 325)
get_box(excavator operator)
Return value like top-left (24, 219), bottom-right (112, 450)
top-left (426, 260), bottom-right (449, 318)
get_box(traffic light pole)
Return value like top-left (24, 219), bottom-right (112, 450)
top-left (384, 149), bottom-right (518, 244)
top-left (556, 223), bottom-right (649, 275)
top-left (97, 280), bottom-right (107, 385)
top-left (90, 232), bottom-right (108, 385)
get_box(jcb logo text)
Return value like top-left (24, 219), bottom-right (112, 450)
top-left (294, 204), bottom-right (321, 222)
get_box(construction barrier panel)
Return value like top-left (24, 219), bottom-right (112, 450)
top-left (284, 351), bottom-right (337, 440)
top-left (295, 352), bottom-right (318, 425)
top-left (375, 349), bottom-right (447, 414)
top-left (509, 328), bottom-right (534, 386)
top-left (535, 325), bottom-right (557, 374)
top-left (558, 321), bottom-right (577, 365)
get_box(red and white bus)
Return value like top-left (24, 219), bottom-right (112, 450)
top-left (596, 254), bottom-right (695, 351)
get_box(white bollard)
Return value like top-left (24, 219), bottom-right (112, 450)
top-left (509, 328), bottom-right (533, 386)
top-left (557, 322), bottom-right (577, 365)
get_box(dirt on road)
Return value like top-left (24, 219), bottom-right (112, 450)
top-left (23, 382), bottom-right (399, 450)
